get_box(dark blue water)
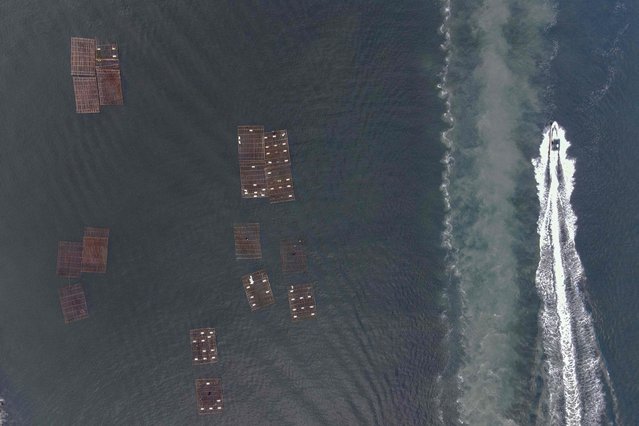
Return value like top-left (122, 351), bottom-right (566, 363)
top-left (2, 0), bottom-right (639, 424)
top-left (439, 0), bottom-right (639, 423)
top-left (552, 1), bottom-right (639, 424)
top-left (0, 1), bottom-right (449, 424)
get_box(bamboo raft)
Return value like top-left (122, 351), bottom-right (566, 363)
top-left (81, 227), bottom-right (110, 273)
top-left (237, 125), bottom-right (267, 198)
top-left (59, 284), bottom-right (89, 323)
top-left (241, 270), bottom-right (275, 311)
top-left (190, 328), bottom-right (218, 365)
top-left (233, 223), bottom-right (262, 260)
top-left (288, 284), bottom-right (317, 321)
top-left (264, 130), bottom-right (295, 202)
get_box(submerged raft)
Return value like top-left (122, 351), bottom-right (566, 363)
top-left (280, 239), bottom-right (307, 273)
top-left (233, 223), bottom-right (262, 260)
top-left (59, 283), bottom-right (89, 324)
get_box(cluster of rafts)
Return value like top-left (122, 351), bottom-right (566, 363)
top-left (55, 227), bottom-right (110, 323)
top-left (70, 37), bottom-right (124, 114)
top-left (58, 97), bottom-right (314, 413)
top-left (192, 126), bottom-right (316, 414)
top-left (64, 32), bottom-right (315, 414)
top-left (55, 37), bottom-right (119, 318)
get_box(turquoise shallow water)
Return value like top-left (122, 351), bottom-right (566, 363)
top-left (0, 1), bottom-right (448, 424)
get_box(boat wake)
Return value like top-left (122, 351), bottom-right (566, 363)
top-left (532, 122), bottom-right (608, 425)
top-left (0, 398), bottom-right (5, 426)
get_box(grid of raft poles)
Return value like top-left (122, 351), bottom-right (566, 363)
top-left (237, 126), bottom-right (296, 203)
top-left (58, 54), bottom-right (320, 411)
top-left (70, 37), bottom-right (123, 114)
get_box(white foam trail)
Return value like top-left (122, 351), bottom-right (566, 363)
top-left (548, 125), bottom-right (582, 424)
top-left (0, 397), bottom-right (5, 426)
top-left (532, 123), bottom-right (607, 424)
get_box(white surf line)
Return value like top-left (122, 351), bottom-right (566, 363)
top-left (436, 0), bottom-right (460, 423)
top-left (547, 128), bottom-right (582, 425)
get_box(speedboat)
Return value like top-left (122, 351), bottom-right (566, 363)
top-left (550, 122), bottom-right (560, 151)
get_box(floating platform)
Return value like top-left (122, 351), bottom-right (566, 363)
top-left (59, 284), bottom-right (89, 323)
top-left (237, 126), bottom-right (267, 198)
top-left (280, 239), bottom-right (307, 273)
top-left (56, 241), bottom-right (83, 278)
top-left (70, 37), bottom-right (96, 76)
top-left (195, 378), bottom-right (223, 414)
top-left (81, 227), bottom-right (109, 273)
top-left (70, 37), bottom-right (123, 113)
top-left (233, 223), bottom-right (262, 260)
top-left (190, 328), bottom-right (218, 365)
top-left (288, 284), bottom-right (316, 321)
top-left (264, 130), bottom-right (295, 203)
top-left (241, 270), bottom-right (275, 311)
top-left (72, 76), bottom-right (100, 114)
